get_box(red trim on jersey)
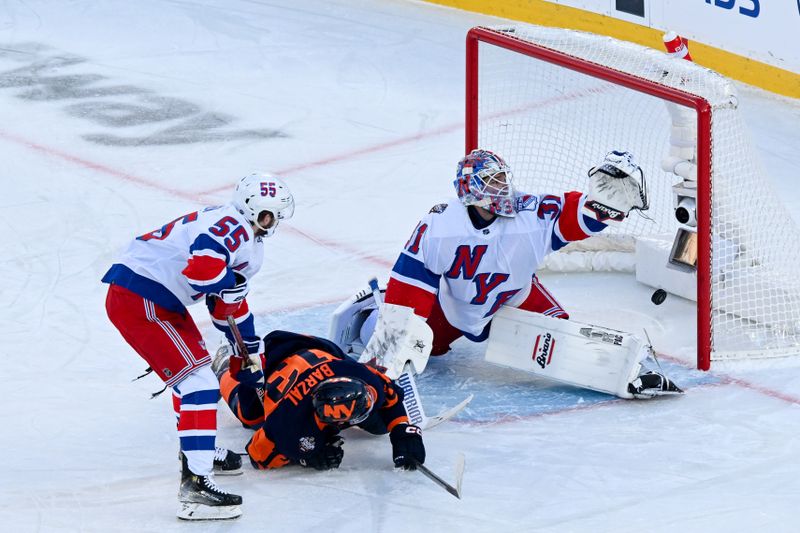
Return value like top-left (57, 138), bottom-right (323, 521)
top-left (557, 191), bottom-right (590, 242)
top-left (385, 278), bottom-right (436, 319)
top-left (517, 276), bottom-right (570, 319)
top-left (178, 409), bottom-right (218, 431)
top-left (181, 254), bottom-right (227, 284)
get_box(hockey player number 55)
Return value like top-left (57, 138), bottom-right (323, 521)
top-left (209, 216), bottom-right (249, 252)
top-left (260, 182), bottom-right (277, 197)
top-left (138, 211), bottom-right (249, 253)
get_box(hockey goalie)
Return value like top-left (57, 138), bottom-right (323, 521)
top-left (330, 149), bottom-right (682, 400)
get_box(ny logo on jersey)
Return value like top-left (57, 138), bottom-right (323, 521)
top-left (445, 245), bottom-right (520, 317)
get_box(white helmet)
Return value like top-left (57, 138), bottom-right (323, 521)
top-left (232, 173), bottom-right (294, 237)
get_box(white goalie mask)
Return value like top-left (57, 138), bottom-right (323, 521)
top-left (454, 149), bottom-right (516, 217)
top-left (232, 173), bottom-right (295, 237)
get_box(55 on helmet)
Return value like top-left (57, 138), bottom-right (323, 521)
top-left (232, 173), bottom-right (295, 237)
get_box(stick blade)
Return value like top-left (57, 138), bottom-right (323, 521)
top-left (423, 394), bottom-right (474, 430)
top-left (454, 452), bottom-right (465, 499)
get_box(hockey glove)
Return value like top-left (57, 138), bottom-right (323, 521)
top-left (206, 272), bottom-right (250, 316)
top-left (584, 150), bottom-right (648, 223)
top-left (229, 336), bottom-right (265, 386)
top-left (390, 424), bottom-right (425, 470)
top-left (299, 435), bottom-right (344, 471)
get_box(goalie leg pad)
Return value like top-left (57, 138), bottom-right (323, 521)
top-left (485, 307), bottom-right (651, 399)
top-left (328, 285), bottom-right (382, 355)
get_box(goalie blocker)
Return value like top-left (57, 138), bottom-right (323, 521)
top-left (485, 307), bottom-right (682, 399)
top-left (329, 280), bottom-right (473, 429)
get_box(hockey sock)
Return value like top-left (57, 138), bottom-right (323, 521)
top-left (173, 366), bottom-right (220, 476)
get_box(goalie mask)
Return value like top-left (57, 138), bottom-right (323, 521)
top-left (454, 149), bottom-right (516, 217)
top-left (232, 173), bottom-right (295, 237)
top-left (312, 377), bottom-right (376, 426)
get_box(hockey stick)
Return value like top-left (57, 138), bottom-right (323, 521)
top-left (395, 369), bottom-right (473, 430)
top-left (366, 278), bottom-right (473, 430)
top-left (226, 315), bottom-right (263, 383)
top-left (414, 453), bottom-right (465, 499)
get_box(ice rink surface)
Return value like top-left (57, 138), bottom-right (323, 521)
top-left (2, 1), bottom-right (800, 531)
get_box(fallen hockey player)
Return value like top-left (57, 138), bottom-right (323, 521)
top-left (329, 149), bottom-right (683, 400)
top-left (212, 330), bottom-right (426, 471)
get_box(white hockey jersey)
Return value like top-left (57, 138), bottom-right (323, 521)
top-left (102, 204), bottom-right (264, 338)
top-left (384, 192), bottom-right (606, 338)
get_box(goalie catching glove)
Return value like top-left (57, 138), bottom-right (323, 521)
top-left (584, 150), bottom-right (648, 223)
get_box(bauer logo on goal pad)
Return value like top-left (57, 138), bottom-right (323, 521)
top-left (532, 333), bottom-right (556, 369)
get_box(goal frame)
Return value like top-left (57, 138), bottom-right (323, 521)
top-left (465, 26), bottom-right (714, 370)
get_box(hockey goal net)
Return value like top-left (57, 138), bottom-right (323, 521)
top-left (466, 24), bottom-right (800, 370)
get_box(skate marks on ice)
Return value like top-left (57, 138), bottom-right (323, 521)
top-left (0, 42), bottom-right (285, 146)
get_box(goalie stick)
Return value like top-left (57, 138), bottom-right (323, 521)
top-left (366, 279), bottom-right (473, 430)
top-left (414, 453), bottom-right (465, 500)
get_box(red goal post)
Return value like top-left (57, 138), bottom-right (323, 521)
top-left (465, 25), bottom-right (800, 370)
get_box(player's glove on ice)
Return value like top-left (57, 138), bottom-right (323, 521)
top-left (390, 424), bottom-right (425, 470)
top-left (299, 435), bottom-right (344, 471)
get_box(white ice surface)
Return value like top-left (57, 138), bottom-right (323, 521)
top-left (1, 1), bottom-right (800, 532)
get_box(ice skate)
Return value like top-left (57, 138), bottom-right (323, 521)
top-left (177, 445), bottom-right (242, 475)
top-left (628, 371), bottom-right (684, 399)
top-left (213, 446), bottom-right (243, 476)
top-left (177, 453), bottom-right (242, 521)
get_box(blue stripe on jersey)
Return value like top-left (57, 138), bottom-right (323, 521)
top-left (188, 268), bottom-right (236, 295)
top-left (181, 389), bottom-right (221, 406)
top-left (101, 264), bottom-right (186, 313)
top-left (392, 253), bottom-right (440, 290)
top-left (583, 214), bottom-right (607, 234)
top-left (189, 234), bottom-right (231, 262)
top-left (551, 232), bottom-right (568, 252)
top-left (463, 321), bottom-right (491, 343)
top-left (180, 435), bottom-right (216, 452)
top-left (185, 234), bottom-right (235, 294)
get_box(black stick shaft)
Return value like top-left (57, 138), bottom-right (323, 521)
top-left (226, 316), bottom-right (250, 356)
top-left (226, 316), bottom-right (259, 373)
top-left (415, 462), bottom-right (461, 499)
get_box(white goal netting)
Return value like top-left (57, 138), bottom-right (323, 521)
top-left (471, 24), bottom-right (800, 363)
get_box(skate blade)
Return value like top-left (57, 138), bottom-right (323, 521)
top-left (179, 465), bottom-right (244, 476)
top-left (214, 466), bottom-right (243, 476)
top-left (177, 502), bottom-right (242, 521)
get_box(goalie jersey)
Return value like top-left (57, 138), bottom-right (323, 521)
top-left (101, 204), bottom-right (263, 341)
top-left (385, 192), bottom-right (607, 338)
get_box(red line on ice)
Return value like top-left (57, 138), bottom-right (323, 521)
top-left (0, 130), bottom-right (204, 203)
